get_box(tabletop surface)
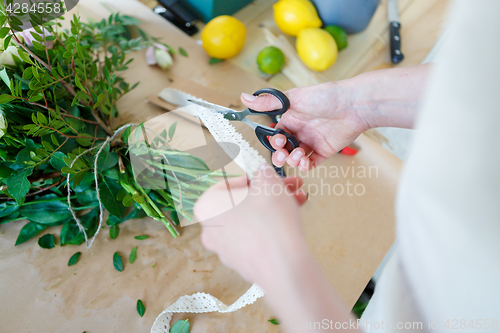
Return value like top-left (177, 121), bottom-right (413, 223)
top-left (141, 0), bottom-right (452, 90)
top-left (0, 0), bottom-right (450, 332)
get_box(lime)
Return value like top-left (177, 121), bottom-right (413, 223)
top-left (324, 25), bottom-right (348, 51)
top-left (257, 46), bottom-right (285, 74)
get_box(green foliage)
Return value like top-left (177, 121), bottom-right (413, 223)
top-left (208, 57), bottom-right (223, 65)
top-left (109, 224), bottom-right (119, 239)
top-left (136, 299), bottom-right (145, 317)
top-left (60, 208), bottom-right (99, 245)
top-left (68, 252), bottom-right (81, 266)
top-left (38, 233), bottom-right (55, 249)
top-left (129, 246), bottom-right (137, 264)
top-left (178, 47), bottom-right (188, 57)
top-left (0, 9), bottom-right (221, 250)
top-left (113, 251), bottom-right (123, 272)
top-left (15, 221), bottom-right (48, 245)
top-left (170, 320), bottom-right (190, 333)
top-left (6, 167), bottom-right (33, 204)
top-left (268, 319), bottom-right (280, 325)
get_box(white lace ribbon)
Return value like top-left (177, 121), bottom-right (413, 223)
top-left (151, 105), bottom-right (267, 332)
top-left (151, 283), bottom-right (265, 332)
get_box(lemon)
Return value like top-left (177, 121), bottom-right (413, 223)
top-left (201, 15), bottom-right (246, 59)
top-left (296, 28), bottom-right (338, 71)
top-left (257, 46), bottom-right (285, 74)
top-left (324, 25), bottom-right (348, 51)
top-left (273, 0), bottom-right (322, 37)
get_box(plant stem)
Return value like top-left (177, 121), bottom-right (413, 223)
top-left (91, 109), bottom-right (114, 136)
top-left (11, 32), bottom-right (52, 71)
top-left (26, 180), bottom-right (63, 197)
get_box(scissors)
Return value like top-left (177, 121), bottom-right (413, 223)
top-left (188, 88), bottom-right (300, 154)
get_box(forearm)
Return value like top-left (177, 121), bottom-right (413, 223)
top-left (258, 242), bottom-right (360, 332)
top-left (343, 63), bottom-right (432, 129)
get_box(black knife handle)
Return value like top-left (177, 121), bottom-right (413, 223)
top-left (390, 22), bottom-right (404, 64)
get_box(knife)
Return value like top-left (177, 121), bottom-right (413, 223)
top-left (387, 0), bottom-right (404, 64)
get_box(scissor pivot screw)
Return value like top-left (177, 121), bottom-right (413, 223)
top-left (231, 114), bottom-right (237, 119)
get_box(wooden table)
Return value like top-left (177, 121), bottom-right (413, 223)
top-left (140, 0), bottom-right (451, 90)
top-left (0, 1), bottom-right (451, 332)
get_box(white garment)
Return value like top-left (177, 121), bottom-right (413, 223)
top-left (362, 1), bottom-right (500, 332)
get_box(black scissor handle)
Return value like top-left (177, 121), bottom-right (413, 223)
top-left (255, 127), bottom-right (299, 153)
top-left (248, 88), bottom-right (290, 117)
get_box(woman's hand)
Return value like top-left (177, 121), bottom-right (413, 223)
top-left (241, 81), bottom-right (368, 171)
top-left (194, 165), bottom-right (360, 331)
top-left (241, 64), bottom-right (432, 170)
top-left (193, 164), bottom-right (309, 285)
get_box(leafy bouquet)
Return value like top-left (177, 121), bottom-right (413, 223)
top-left (0, 2), bottom-right (218, 248)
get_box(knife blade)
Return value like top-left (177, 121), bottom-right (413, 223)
top-left (387, 0), bottom-right (404, 64)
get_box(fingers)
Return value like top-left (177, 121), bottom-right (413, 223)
top-left (241, 92), bottom-right (283, 111)
top-left (283, 176), bottom-right (308, 206)
top-left (270, 133), bottom-right (286, 150)
top-left (272, 148), bottom-right (289, 167)
top-left (294, 190), bottom-right (308, 206)
top-left (286, 148), bottom-right (306, 167)
top-left (298, 156), bottom-right (311, 172)
top-left (271, 147), bottom-right (310, 170)
top-left (282, 176), bottom-right (303, 193)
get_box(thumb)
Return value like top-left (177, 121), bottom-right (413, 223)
top-left (241, 92), bottom-right (283, 112)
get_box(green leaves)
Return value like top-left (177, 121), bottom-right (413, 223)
top-left (268, 319), bottom-right (280, 325)
top-left (178, 47), bottom-right (188, 57)
top-left (113, 252), bottom-right (123, 272)
top-left (98, 151), bottom-right (118, 171)
top-left (0, 68), bottom-right (11, 88)
top-left (0, 202), bottom-right (19, 219)
top-left (106, 206), bottom-right (147, 226)
top-left (208, 58), bottom-right (223, 65)
top-left (0, 27), bottom-right (10, 39)
top-left (68, 252), bottom-right (81, 266)
top-left (6, 167), bottom-right (33, 205)
top-left (129, 246), bottom-right (137, 264)
top-left (170, 319), bottom-right (190, 333)
top-left (60, 209), bottom-right (99, 246)
top-left (99, 177), bottom-right (126, 219)
top-left (19, 197), bottom-right (71, 224)
top-left (15, 222), bottom-right (48, 246)
top-left (38, 234), bottom-right (55, 249)
top-left (136, 299), bottom-right (145, 317)
top-left (0, 10), bottom-right (207, 251)
top-left (168, 121), bottom-right (177, 140)
top-left (109, 224), bottom-right (119, 239)
top-left (0, 94), bottom-right (15, 104)
top-left (134, 235), bottom-right (148, 240)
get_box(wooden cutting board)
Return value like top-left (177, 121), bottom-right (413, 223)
top-left (0, 1), bottom-right (402, 332)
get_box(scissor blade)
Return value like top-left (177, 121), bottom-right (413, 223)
top-left (187, 99), bottom-right (236, 114)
